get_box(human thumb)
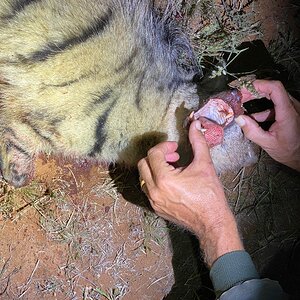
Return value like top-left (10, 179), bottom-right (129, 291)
top-left (235, 115), bottom-right (270, 147)
top-left (188, 121), bottom-right (212, 165)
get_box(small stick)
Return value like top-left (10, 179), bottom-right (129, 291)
top-left (18, 259), bottom-right (40, 298)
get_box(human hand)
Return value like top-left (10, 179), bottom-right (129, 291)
top-left (138, 121), bottom-right (243, 266)
top-left (235, 80), bottom-right (300, 171)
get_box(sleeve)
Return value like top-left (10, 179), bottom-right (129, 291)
top-left (218, 278), bottom-right (289, 300)
top-left (209, 250), bottom-right (289, 300)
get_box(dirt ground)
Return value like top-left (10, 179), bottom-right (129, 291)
top-left (0, 1), bottom-right (300, 300)
top-left (0, 156), bottom-right (178, 299)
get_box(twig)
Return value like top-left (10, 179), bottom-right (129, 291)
top-left (0, 276), bottom-right (10, 296)
top-left (0, 256), bottom-right (11, 279)
top-left (18, 259), bottom-right (40, 298)
top-left (67, 167), bottom-right (79, 190)
top-left (233, 167), bottom-right (245, 212)
top-left (147, 274), bottom-right (169, 289)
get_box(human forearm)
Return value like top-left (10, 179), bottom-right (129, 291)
top-left (195, 209), bottom-right (244, 267)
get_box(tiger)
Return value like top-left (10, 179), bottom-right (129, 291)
top-left (0, 0), bottom-right (257, 187)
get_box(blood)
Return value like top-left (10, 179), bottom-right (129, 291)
top-left (199, 117), bottom-right (224, 148)
top-left (185, 89), bottom-right (243, 147)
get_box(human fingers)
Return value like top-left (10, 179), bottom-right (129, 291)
top-left (137, 158), bottom-right (154, 191)
top-left (165, 152), bottom-right (180, 163)
top-left (187, 120), bottom-right (213, 168)
top-left (240, 87), bottom-right (257, 102)
top-left (147, 141), bottom-right (179, 174)
top-left (289, 93), bottom-right (300, 114)
top-left (235, 115), bottom-right (273, 147)
top-left (253, 80), bottom-right (295, 121)
top-left (249, 109), bottom-right (274, 122)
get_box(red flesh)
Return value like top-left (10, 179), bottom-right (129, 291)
top-left (186, 89), bottom-right (243, 147)
top-left (199, 117), bottom-right (224, 148)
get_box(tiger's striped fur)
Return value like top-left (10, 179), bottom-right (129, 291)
top-left (0, 0), bottom-right (257, 187)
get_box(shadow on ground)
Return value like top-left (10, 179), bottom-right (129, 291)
top-left (110, 157), bottom-right (300, 299)
top-left (109, 165), bottom-right (215, 300)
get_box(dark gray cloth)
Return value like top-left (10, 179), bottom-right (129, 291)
top-left (210, 250), bottom-right (289, 299)
top-left (219, 278), bottom-right (289, 300)
top-left (210, 250), bottom-right (259, 295)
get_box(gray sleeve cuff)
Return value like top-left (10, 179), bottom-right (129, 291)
top-left (210, 250), bottom-right (259, 296)
top-left (219, 279), bottom-right (289, 300)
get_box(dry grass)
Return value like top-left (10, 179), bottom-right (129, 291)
top-left (38, 195), bottom-right (132, 298)
top-left (268, 30), bottom-right (300, 95)
top-left (140, 211), bottom-right (169, 253)
top-left (82, 286), bottom-right (124, 300)
top-left (0, 253), bottom-right (21, 296)
top-left (0, 164), bottom-right (172, 298)
top-left (222, 151), bottom-right (300, 257)
top-left (166, 0), bottom-right (261, 70)
top-left (31, 170), bottom-right (170, 298)
top-left (35, 276), bottom-right (65, 296)
top-left (0, 179), bottom-right (55, 221)
top-left (269, 31), bottom-right (300, 76)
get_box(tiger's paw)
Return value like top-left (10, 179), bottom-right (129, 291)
top-left (1, 162), bottom-right (34, 187)
top-left (0, 143), bottom-right (34, 188)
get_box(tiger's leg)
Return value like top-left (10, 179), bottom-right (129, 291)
top-left (0, 129), bottom-right (35, 187)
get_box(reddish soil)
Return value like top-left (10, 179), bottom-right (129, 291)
top-left (256, 0), bottom-right (300, 43)
top-left (0, 156), bottom-right (174, 299)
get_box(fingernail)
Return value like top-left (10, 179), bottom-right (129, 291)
top-left (195, 120), bottom-right (202, 131)
top-left (235, 116), bottom-right (246, 127)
